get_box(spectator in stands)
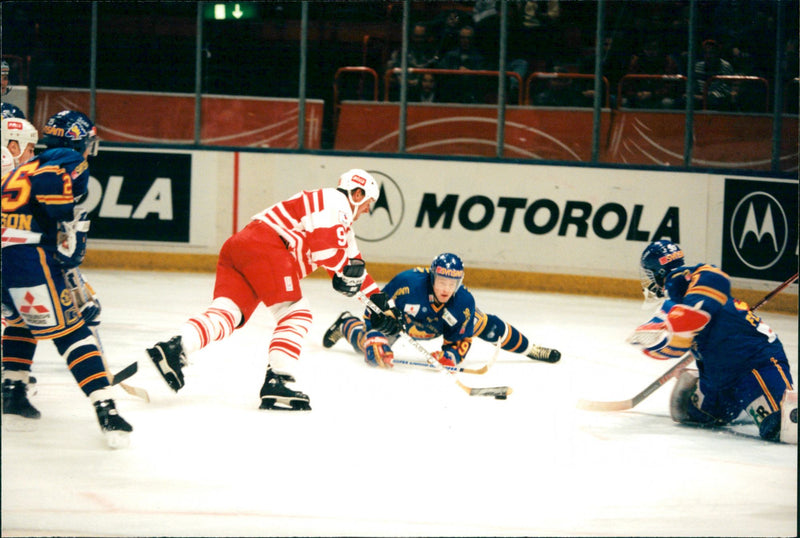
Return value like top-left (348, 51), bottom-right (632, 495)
top-left (409, 72), bottom-right (437, 103)
top-left (693, 39), bottom-right (734, 111)
top-left (472, 0), bottom-right (500, 63)
top-left (509, 0), bottom-right (561, 74)
top-left (429, 9), bottom-right (466, 63)
top-left (579, 34), bottom-right (629, 108)
top-left (386, 23), bottom-right (437, 101)
top-left (438, 25), bottom-right (487, 103)
top-left (1, 61), bottom-right (10, 96)
top-left (621, 37), bottom-right (681, 109)
top-left (532, 63), bottom-right (592, 107)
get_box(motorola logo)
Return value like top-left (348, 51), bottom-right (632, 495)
top-left (356, 170), bottom-right (405, 242)
top-left (729, 191), bottom-right (788, 270)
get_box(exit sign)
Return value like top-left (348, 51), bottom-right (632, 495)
top-left (203, 3), bottom-right (258, 20)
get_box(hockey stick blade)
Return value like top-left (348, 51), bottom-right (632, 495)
top-left (464, 383), bottom-right (513, 398)
top-left (112, 362), bottom-right (138, 385)
top-left (119, 382), bottom-right (150, 403)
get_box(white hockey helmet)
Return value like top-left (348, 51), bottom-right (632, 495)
top-left (2, 117), bottom-right (39, 165)
top-left (337, 168), bottom-right (379, 208)
top-left (1, 146), bottom-right (14, 176)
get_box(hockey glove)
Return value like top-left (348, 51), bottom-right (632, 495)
top-left (367, 292), bottom-right (403, 337)
top-left (332, 258), bottom-right (366, 297)
top-left (64, 268), bottom-right (101, 326)
top-left (364, 330), bottom-right (394, 368)
top-left (431, 349), bottom-right (460, 367)
top-left (55, 209), bottom-right (90, 268)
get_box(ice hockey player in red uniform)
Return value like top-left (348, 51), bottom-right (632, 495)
top-left (146, 169), bottom-right (393, 411)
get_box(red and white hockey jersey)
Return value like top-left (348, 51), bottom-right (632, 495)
top-left (252, 187), bottom-right (378, 293)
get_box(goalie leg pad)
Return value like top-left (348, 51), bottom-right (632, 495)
top-left (779, 390), bottom-right (798, 445)
top-left (669, 368), bottom-right (716, 425)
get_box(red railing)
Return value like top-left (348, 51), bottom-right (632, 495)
top-left (524, 72), bottom-right (610, 108)
top-left (618, 74), bottom-right (688, 109)
top-left (383, 67), bottom-right (524, 105)
top-left (705, 75), bottom-right (769, 112)
top-left (332, 66), bottom-right (379, 129)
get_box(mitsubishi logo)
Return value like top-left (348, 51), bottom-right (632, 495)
top-left (19, 291), bottom-right (49, 315)
top-left (730, 191), bottom-right (787, 270)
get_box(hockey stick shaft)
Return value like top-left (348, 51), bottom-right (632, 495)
top-left (577, 272), bottom-right (798, 412)
top-left (355, 291), bottom-right (512, 398)
top-left (751, 272), bottom-right (798, 311)
top-left (392, 358), bottom-right (489, 374)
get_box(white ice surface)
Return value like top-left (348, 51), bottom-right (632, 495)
top-left (1, 269), bottom-right (797, 537)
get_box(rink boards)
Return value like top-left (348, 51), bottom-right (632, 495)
top-left (80, 147), bottom-right (798, 312)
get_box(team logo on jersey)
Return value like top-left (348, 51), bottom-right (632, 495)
top-left (403, 303), bottom-right (420, 317)
top-left (729, 191), bottom-right (788, 270)
top-left (355, 170), bottom-right (404, 242)
top-left (9, 285), bottom-right (56, 327)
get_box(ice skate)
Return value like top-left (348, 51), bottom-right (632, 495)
top-left (259, 368), bottom-right (311, 411)
top-left (527, 344), bottom-right (561, 363)
top-left (2, 378), bottom-right (41, 431)
top-left (94, 398), bottom-right (133, 449)
top-left (322, 311), bottom-right (353, 348)
top-left (146, 335), bottom-right (187, 391)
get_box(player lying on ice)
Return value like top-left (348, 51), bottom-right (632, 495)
top-left (146, 169), bottom-right (398, 411)
top-left (322, 252), bottom-right (561, 369)
top-left (629, 240), bottom-right (796, 443)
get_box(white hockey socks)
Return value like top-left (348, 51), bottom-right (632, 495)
top-left (267, 298), bottom-right (312, 372)
top-left (180, 297), bottom-right (242, 355)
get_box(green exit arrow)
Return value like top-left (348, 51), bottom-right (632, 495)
top-left (231, 4), bottom-right (243, 19)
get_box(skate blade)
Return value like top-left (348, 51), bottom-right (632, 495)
top-left (259, 398), bottom-right (311, 411)
top-left (3, 415), bottom-right (40, 432)
top-left (104, 430), bottom-right (131, 449)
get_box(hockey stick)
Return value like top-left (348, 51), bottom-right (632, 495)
top-left (112, 361), bottom-right (138, 385)
top-left (87, 327), bottom-right (149, 403)
top-left (576, 271), bottom-right (798, 412)
top-left (356, 291), bottom-right (512, 398)
top-left (392, 326), bottom-right (505, 374)
top-left (393, 358), bottom-right (490, 374)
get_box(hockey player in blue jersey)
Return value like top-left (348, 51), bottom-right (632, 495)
top-left (322, 252), bottom-right (561, 368)
top-left (629, 240), bottom-right (796, 443)
top-left (1, 110), bottom-right (133, 448)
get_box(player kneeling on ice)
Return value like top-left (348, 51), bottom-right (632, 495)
top-left (146, 169), bottom-right (397, 411)
top-left (2, 110), bottom-right (133, 448)
top-left (629, 240), bottom-right (796, 444)
top-left (323, 252), bottom-right (561, 369)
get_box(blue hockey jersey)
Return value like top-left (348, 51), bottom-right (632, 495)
top-left (663, 263), bottom-right (786, 391)
top-left (376, 267), bottom-right (476, 361)
top-left (2, 147), bottom-right (89, 252)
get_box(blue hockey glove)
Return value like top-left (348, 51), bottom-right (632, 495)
top-left (55, 209), bottom-right (90, 267)
top-left (64, 268), bottom-right (101, 326)
top-left (364, 330), bottom-right (393, 368)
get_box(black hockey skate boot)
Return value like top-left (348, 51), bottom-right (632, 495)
top-left (322, 311), bottom-right (354, 348)
top-left (259, 368), bottom-right (311, 411)
top-left (527, 344), bottom-right (561, 363)
top-left (2, 379), bottom-right (41, 425)
top-left (146, 335), bottom-right (187, 391)
top-left (94, 398), bottom-right (133, 449)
